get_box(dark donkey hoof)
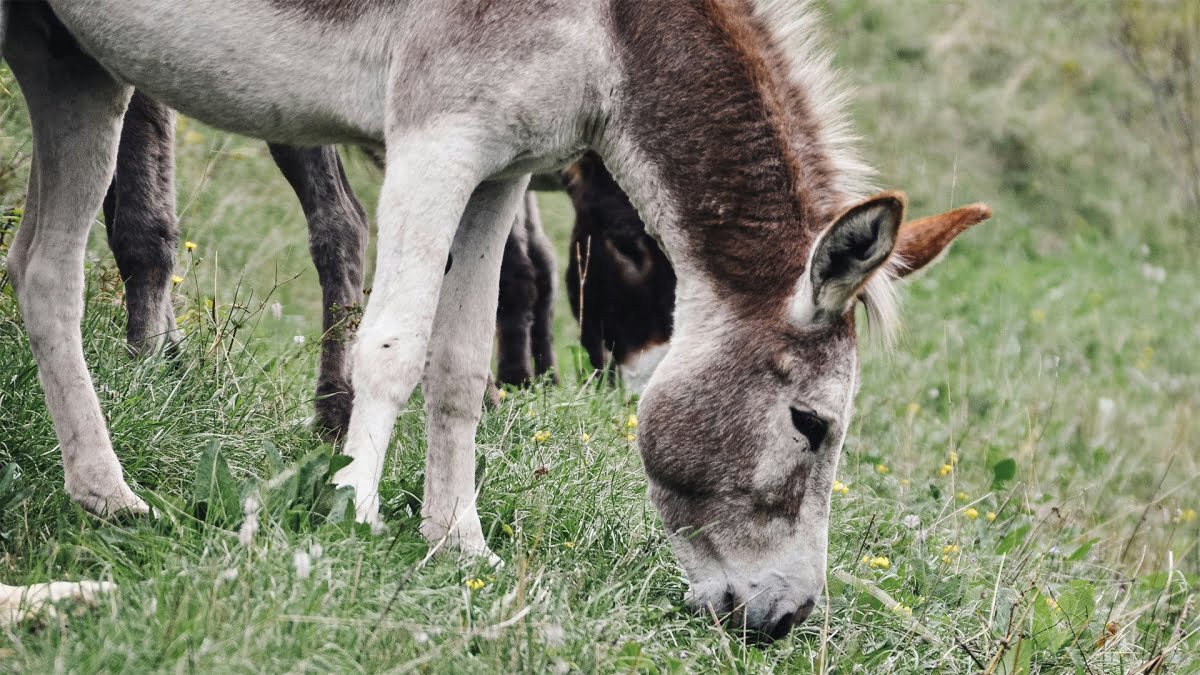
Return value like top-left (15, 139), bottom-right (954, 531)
top-left (313, 379), bottom-right (354, 441)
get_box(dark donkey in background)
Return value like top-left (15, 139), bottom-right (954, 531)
top-left (104, 92), bottom-right (557, 438)
top-left (565, 152), bottom-right (675, 393)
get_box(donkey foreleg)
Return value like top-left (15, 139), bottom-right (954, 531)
top-left (332, 135), bottom-right (491, 527)
top-left (268, 145), bottom-right (369, 440)
top-left (4, 9), bottom-right (145, 515)
top-left (103, 91), bottom-right (181, 358)
top-left (422, 178), bottom-right (529, 559)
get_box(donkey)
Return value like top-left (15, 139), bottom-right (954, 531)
top-left (104, 92), bottom-right (555, 432)
top-left (565, 152), bottom-right (675, 392)
top-left (2, 0), bottom-right (990, 637)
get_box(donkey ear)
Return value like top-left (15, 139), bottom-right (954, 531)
top-left (800, 192), bottom-right (905, 322)
top-left (892, 203), bottom-right (992, 277)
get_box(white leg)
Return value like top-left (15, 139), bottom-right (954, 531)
top-left (4, 14), bottom-right (145, 515)
top-left (332, 131), bottom-right (493, 527)
top-left (420, 178), bottom-right (530, 559)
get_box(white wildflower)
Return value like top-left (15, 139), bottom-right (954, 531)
top-left (539, 623), bottom-right (565, 647)
top-left (1140, 263), bottom-right (1166, 284)
top-left (238, 494), bottom-right (261, 548)
top-left (901, 514), bottom-right (921, 530)
top-left (270, 302), bottom-right (283, 319)
top-left (293, 550), bottom-right (312, 579)
top-left (293, 335), bottom-right (306, 345)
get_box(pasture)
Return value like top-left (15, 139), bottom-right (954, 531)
top-left (0, 1), bottom-right (1197, 671)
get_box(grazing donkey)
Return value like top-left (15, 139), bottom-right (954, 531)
top-left (565, 152), bottom-right (675, 392)
top-left (2, 0), bottom-right (991, 637)
top-left (105, 92), bottom-right (555, 432)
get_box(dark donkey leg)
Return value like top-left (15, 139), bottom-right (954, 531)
top-left (103, 90), bottom-right (181, 357)
top-left (523, 193), bottom-right (557, 383)
top-left (495, 203), bottom-right (537, 388)
top-left (267, 145), bottom-right (369, 440)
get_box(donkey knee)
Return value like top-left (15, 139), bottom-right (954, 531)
top-left (351, 328), bottom-right (428, 406)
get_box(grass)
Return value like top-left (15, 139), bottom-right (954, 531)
top-left (1, 1), bottom-right (1198, 672)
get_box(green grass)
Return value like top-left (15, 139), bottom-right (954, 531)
top-left (1, 1), bottom-right (1198, 672)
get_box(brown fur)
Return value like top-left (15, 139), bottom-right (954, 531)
top-left (610, 0), bottom-right (854, 318)
top-left (893, 203), bottom-right (993, 276)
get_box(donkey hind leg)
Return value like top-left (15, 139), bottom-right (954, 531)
top-left (268, 145), bottom-right (369, 440)
top-left (103, 91), bottom-right (181, 358)
top-left (332, 135), bottom-right (492, 527)
top-left (523, 193), bottom-right (558, 382)
top-left (3, 13), bottom-right (145, 515)
top-left (421, 178), bottom-right (528, 559)
top-left (495, 208), bottom-right (536, 387)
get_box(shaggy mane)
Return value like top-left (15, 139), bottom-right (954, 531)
top-left (745, 0), bottom-right (901, 342)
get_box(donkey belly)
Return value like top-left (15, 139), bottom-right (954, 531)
top-left (46, 0), bottom-right (389, 145)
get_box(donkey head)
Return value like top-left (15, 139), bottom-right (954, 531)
top-left (637, 192), bottom-right (991, 639)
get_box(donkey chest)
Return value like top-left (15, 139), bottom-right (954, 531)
top-left (47, 0), bottom-right (389, 144)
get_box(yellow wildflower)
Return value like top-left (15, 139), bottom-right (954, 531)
top-left (948, 451), bottom-right (959, 465)
top-left (956, 491), bottom-right (969, 502)
top-left (562, 541), bottom-right (575, 550)
top-left (986, 511), bottom-right (997, 523)
top-left (832, 480), bottom-right (850, 496)
top-left (625, 433), bottom-right (636, 442)
top-left (869, 556), bottom-right (890, 570)
top-left (876, 464), bottom-right (890, 475)
top-left (533, 430), bottom-right (551, 443)
top-left (1136, 346), bottom-right (1153, 371)
top-left (939, 464), bottom-right (953, 477)
top-left (171, 275), bottom-right (184, 285)
top-left (497, 389), bottom-right (507, 400)
top-left (1177, 508), bottom-right (1197, 523)
top-left (942, 544), bottom-right (960, 555)
top-left (580, 432), bottom-right (591, 443)
top-left (1045, 596), bottom-right (1058, 610)
top-left (465, 578), bottom-right (486, 592)
top-left (964, 507), bottom-right (980, 520)
top-left (184, 240), bottom-right (198, 251)
top-left (899, 478), bottom-right (911, 487)
top-left (626, 414), bottom-right (638, 429)
top-left (905, 402), bottom-right (921, 418)
top-left (892, 602), bottom-right (913, 616)
top-left (941, 555), bottom-right (954, 565)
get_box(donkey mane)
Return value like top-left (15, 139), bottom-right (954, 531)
top-left (744, 0), bottom-right (901, 340)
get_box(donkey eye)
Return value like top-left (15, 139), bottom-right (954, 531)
top-left (789, 406), bottom-right (828, 452)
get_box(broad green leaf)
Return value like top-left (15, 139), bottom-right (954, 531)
top-left (992, 458), bottom-right (1018, 489)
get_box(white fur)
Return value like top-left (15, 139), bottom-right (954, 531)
top-left (618, 341), bottom-right (670, 394)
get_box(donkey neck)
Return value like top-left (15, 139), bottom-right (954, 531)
top-left (602, 0), bottom-right (827, 318)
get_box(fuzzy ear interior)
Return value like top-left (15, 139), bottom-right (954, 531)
top-left (805, 191), bottom-right (906, 320)
top-left (892, 203), bottom-right (992, 277)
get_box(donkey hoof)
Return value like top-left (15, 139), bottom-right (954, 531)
top-left (69, 482), bottom-right (150, 519)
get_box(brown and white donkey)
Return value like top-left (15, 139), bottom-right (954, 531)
top-left (2, 0), bottom-right (990, 637)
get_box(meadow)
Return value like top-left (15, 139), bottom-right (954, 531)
top-left (0, 0), bottom-right (1197, 672)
